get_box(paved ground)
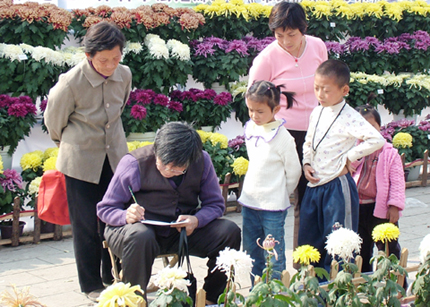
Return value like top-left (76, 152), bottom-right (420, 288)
top-left (0, 186), bottom-right (429, 307)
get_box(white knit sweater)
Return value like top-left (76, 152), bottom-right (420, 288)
top-left (238, 119), bottom-right (302, 211)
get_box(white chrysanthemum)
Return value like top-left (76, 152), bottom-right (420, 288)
top-left (62, 46), bottom-right (82, 54)
top-left (19, 43), bottom-right (35, 53)
top-left (169, 42), bottom-right (191, 61)
top-left (326, 227), bottom-right (362, 262)
top-left (28, 177), bottom-right (42, 196)
top-left (148, 43), bottom-right (169, 60)
top-left (65, 52), bottom-right (86, 67)
top-left (124, 42), bottom-right (143, 55)
top-left (213, 247), bottom-right (254, 283)
top-left (0, 43), bottom-right (25, 61)
top-left (32, 46), bottom-right (65, 66)
top-left (153, 266), bottom-right (190, 294)
top-left (144, 34), bottom-right (164, 48)
top-left (419, 234), bottom-right (430, 264)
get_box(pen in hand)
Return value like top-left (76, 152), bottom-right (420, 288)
top-left (128, 186), bottom-right (145, 222)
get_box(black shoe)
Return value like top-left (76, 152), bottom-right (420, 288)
top-left (85, 288), bottom-right (104, 302)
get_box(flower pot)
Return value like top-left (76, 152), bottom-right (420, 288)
top-left (210, 82), bottom-right (228, 94)
top-left (392, 109), bottom-right (418, 122)
top-left (41, 221), bottom-right (56, 234)
top-left (0, 145), bottom-right (13, 170)
top-left (200, 126), bottom-right (214, 132)
top-left (406, 165), bottom-right (421, 182)
top-left (126, 132), bottom-right (156, 143)
top-left (0, 221), bottom-right (26, 239)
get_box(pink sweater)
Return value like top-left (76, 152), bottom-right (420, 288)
top-left (248, 35), bottom-right (327, 131)
top-left (352, 142), bottom-right (405, 219)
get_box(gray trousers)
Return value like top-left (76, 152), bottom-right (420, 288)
top-left (105, 218), bottom-right (241, 303)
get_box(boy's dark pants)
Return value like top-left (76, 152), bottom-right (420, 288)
top-left (298, 173), bottom-right (359, 273)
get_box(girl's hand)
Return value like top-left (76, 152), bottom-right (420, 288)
top-left (386, 206), bottom-right (400, 224)
top-left (304, 164), bottom-right (320, 184)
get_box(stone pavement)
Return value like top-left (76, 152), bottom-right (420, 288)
top-left (0, 186), bottom-right (429, 307)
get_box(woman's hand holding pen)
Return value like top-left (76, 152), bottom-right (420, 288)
top-left (126, 203), bottom-right (145, 224)
top-left (173, 215), bottom-right (198, 236)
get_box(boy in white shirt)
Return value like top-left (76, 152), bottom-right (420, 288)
top-left (298, 59), bottom-right (385, 272)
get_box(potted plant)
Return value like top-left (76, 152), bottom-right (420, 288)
top-left (380, 118), bottom-right (430, 163)
top-left (121, 89), bottom-right (183, 140)
top-left (191, 36), bottom-right (249, 89)
top-left (170, 88), bottom-right (232, 130)
top-left (0, 94), bottom-right (37, 157)
top-left (0, 165), bottom-right (26, 239)
top-left (121, 35), bottom-right (192, 95)
top-left (229, 80), bottom-right (250, 126)
top-left (0, 1), bottom-right (71, 49)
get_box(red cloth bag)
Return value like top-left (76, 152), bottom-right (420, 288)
top-left (37, 170), bottom-right (71, 225)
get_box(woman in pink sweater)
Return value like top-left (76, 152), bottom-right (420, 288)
top-left (352, 105), bottom-right (405, 273)
top-left (248, 2), bottom-right (328, 253)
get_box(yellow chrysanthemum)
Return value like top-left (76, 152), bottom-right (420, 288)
top-left (197, 130), bottom-right (211, 143)
top-left (43, 147), bottom-right (59, 161)
top-left (231, 157), bottom-right (249, 177)
top-left (392, 132), bottom-right (413, 149)
top-left (137, 141), bottom-right (153, 148)
top-left (28, 177), bottom-right (42, 196)
top-left (127, 141), bottom-right (140, 152)
top-left (292, 245), bottom-right (321, 266)
top-left (372, 223), bottom-right (400, 243)
top-left (20, 152), bottom-right (43, 171)
top-left (0, 155), bottom-right (3, 174)
top-left (209, 132), bottom-right (228, 149)
top-left (313, 3), bottom-right (332, 18)
top-left (43, 157), bottom-right (57, 172)
top-left (97, 282), bottom-right (144, 307)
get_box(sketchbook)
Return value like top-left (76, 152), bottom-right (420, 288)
top-left (141, 220), bottom-right (187, 226)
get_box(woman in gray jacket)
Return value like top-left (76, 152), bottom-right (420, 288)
top-left (45, 21), bottom-right (132, 302)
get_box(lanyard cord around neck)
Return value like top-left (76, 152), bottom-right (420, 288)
top-left (312, 103), bottom-right (347, 153)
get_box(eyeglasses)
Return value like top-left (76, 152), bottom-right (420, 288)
top-left (156, 160), bottom-right (187, 175)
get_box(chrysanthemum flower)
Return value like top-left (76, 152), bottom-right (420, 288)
top-left (137, 141), bottom-right (153, 148)
top-left (326, 227), bottom-right (362, 262)
top-left (209, 132), bottom-right (228, 148)
top-left (153, 266), bottom-right (190, 294)
top-left (419, 233), bottom-right (430, 264)
top-left (293, 245), bottom-right (321, 266)
top-left (42, 157), bottom-right (57, 172)
top-left (213, 247), bottom-right (253, 282)
top-left (392, 132), bottom-right (413, 148)
top-left (43, 147), bottom-right (59, 161)
top-left (28, 177), bottom-right (42, 196)
top-left (97, 282), bottom-right (143, 307)
top-left (257, 234), bottom-right (279, 260)
top-left (372, 223), bottom-right (400, 243)
top-left (20, 152), bottom-right (43, 171)
top-left (197, 130), bottom-right (211, 143)
top-left (127, 141), bottom-right (139, 152)
top-left (0, 155), bottom-right (3, 174)
top-left (231, 157), bottom-right (248, 177)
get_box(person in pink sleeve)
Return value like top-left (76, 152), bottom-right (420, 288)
top-left (352, 105), bottom-right (405, 273)
top-left (248, 2), bottom-right (328, 254)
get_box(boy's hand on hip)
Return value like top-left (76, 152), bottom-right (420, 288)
top-left (386, 206), bottom-right (400, 224)
top-left (304, 164), bottom-right (320, 184)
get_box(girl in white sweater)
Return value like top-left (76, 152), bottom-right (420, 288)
top-left (239, 80), bottom-right (302, 283)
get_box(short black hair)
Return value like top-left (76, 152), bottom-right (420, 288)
top-left (355, 104), bottom-right (381, 127)
top-left (316, 59), bottom-right (350, 88)
top-left (246, 80), bottom-right (295, 111)
top-left (83, 21), bottom-right (125, 57)
top-left (154, 122), bottom-right (202, 167)
top-left (269, 2), bottom-right (307, 34)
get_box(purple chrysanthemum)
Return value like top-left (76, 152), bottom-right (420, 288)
top-left (40, 99), bottom-right (48, 112)
top-left (228, 135), bottom-right (245, 151)
top-left (169, 100), bottom-right (183, 112)
top-left (8, 102), bottom-right (28, 117)
top-left (182, 91), bottom-right (198, 102)
top-left (0, 94), bottom-right (13, 109)
top-left (225, 40), bottom-right (249, 56)
top-left (153, 94), bottom-right (169, 107)
top-left (130, 104), bottom-right (147, 120)
top-left (194, 42), bottom-right (216, 57)
top-left (214, 92), bottom-right (232, 106)
top-left (202, 89), bottom-right (217, 100)
top-left (0, 169), bottom-right (23, 191)
top-left (135, 90), bottom-right (155, 105)
top-left (169, 90), bottom-right (183, 100)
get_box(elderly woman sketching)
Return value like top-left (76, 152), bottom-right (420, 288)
top-left (247, 2), bottom-right (328, 257)
top-left (44, 21), bottom-right (132, 302)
